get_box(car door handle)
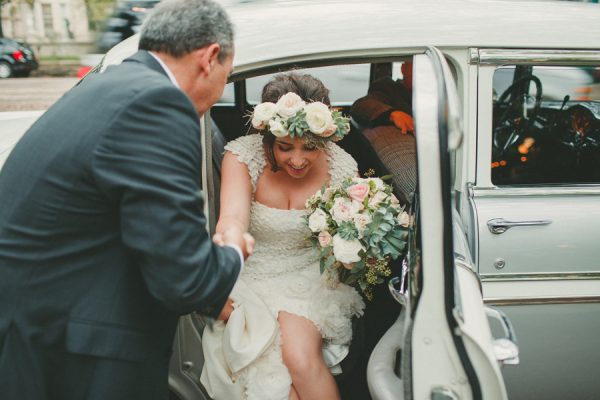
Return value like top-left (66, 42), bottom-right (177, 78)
top-left (487, 218), bottom-right (551, 234)
top-left (485, 306), bottom-right (520, 366)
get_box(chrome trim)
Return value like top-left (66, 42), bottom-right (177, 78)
top-left (485, 306), bottom-right (520, 365)
top-left (485, 296), bottom-right (600, 306)
top-left (231, 48), bottom-right (426, 78)
top-left (455, 259), bottom-right (482, 295)
top-left (480, 272), bottom-right (600, 281)
top-left (431, 387), bottom-right (459, 400)
top-left (388, 258), bottom-right (409, 306)
top-left (473, 186), bottom-right (600, 197)
top-left (468, 48), bottom-right (479, 65)
top-left (487, 218), bottom-right (551, 234)
top-left (478, 49), bottom-right (600, 65)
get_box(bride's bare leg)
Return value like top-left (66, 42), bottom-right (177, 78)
top-left (289, 385), bottom-right (300, 400)
top-left (279, 311), bottom-right (341, 400)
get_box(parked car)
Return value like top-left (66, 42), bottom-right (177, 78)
top-left (4, 0), bottom-right (600, 399)
top-left (0, 38), bottom-right (38, 79)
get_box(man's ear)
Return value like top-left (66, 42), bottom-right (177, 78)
top-left (196, 43), bottom-right (221, 76)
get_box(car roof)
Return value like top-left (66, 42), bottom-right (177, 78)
top-left (103, 0), bottom-right (600, 75)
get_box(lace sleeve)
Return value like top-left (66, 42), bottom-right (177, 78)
top-left (224, 134), bottom-right (266, 191)
top-left (326, 142), bottom-right (359, 185)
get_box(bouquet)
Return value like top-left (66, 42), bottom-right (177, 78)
top-left (305, 176), bottom-right (410, 300)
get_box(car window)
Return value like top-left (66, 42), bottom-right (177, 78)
top-left (491, 64), bottom-right (600, 185)
top-left (244, 64), bottom-right (370, 106)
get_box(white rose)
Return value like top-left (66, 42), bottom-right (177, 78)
top-left (322, 187), bottom-right (335, 202)
top-left (304, 102), bottom-right (334, 135)
top-left (332, 234), bottom-right (363, 264)
top-left (318, 230), bottom-right (332, 247)
top-left (398, 211), bottom-right (410, 227)
top-left (368, 177), bottom-right (386, 191)
top-left (275, 92), bottom-right (305, 119)
top-left (330, 197), bottom-right (360, 224)
top-left (251, 102), bottom-right (277, 129)
top-left (308, 208), bottom-right (329, 232)
top-left (369, 191), bottom-right (389, 207)
top-left (268, 117), bottom-right (288, 137)
top-left (353, 213), bottom-right (372, 238)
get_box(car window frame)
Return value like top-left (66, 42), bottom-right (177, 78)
top-left (474, 48), bottom-right (600, 191)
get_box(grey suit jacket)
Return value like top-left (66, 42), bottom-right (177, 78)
top-left (0, 50), bottom-right (240, 399)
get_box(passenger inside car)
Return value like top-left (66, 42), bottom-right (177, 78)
top-left (348, 60), bottom-right (417, 207)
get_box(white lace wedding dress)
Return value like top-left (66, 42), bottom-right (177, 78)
top-left (200, 134), bottom-right (365, 400)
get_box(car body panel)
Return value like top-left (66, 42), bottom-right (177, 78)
top-left (471, 49), bottom-right (600, 398)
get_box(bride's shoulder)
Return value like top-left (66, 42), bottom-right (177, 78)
top-left (224, 134), bottom-right (265, 163)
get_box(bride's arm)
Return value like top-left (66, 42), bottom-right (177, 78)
top-left (216, 151), bottom-right (253, 236)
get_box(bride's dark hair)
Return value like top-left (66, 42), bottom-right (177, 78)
top-left (259, 73), bottom-right (331, 171)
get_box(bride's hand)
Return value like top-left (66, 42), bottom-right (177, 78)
top-left (243, 232), bottom-right (255, 257)
top-left (212, 232), bottom-right (225, 246)
top-left (217, 297), bottom-right (234, 322)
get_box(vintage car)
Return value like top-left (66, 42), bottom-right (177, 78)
top-left (2, 0), bottom-right (600, 399)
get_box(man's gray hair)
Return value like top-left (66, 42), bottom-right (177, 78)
top-left (139, 0), bottom-right (234, 61)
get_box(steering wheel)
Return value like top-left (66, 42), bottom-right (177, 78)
top-left (560, 107), bottom-right (600, 152)
top-left (493, 75), bottom-right (543, 156)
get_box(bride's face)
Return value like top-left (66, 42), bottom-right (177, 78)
top-left (273, 136), bottom-right (323, 179)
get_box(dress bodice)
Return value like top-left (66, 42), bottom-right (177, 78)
top-left (224, 134), bottom-right (358, 279)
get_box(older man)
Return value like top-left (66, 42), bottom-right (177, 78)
top-left (0, 1), bottom-right (250, 399)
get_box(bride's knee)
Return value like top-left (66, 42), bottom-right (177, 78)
top-left (281, 347), bottom-right (323, 379)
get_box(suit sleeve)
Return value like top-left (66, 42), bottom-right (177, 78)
top-left (91, 84), bottom-right (240, 317)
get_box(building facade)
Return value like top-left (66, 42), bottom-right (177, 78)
top-left (1, 0), bottom-right (94, 56)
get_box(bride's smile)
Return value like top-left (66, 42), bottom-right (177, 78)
top-left (274, 137), bottom-right (323, 179)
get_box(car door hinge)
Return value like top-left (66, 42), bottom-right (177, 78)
top-left (468, 48), bottom-right (479, 65)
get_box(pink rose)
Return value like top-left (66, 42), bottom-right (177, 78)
top-left (318, 231), bottom-right (332, 247)
top-left (347, 183), bottom-right (370, 203)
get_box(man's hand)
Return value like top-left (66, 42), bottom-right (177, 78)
top-left (217, 297), bottom-right (234, 322)
top-left (213, 227), bottom-right (255, 260)
top-left (389, 110), bottom-right (414, 134)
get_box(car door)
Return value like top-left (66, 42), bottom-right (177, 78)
top-left (367, 47), bottom-right (512, 400)
top-left (472, 49), bottom-right (600, 399)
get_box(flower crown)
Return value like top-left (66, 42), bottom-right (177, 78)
top-left (251, 92), bottom-right (351, 144)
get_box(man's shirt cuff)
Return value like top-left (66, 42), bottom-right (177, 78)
top-left (225, 244), bottom-right (244, 277)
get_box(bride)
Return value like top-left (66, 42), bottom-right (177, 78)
top-left (201, 73), bottom-right (364, 400)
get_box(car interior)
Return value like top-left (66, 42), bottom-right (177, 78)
top-left (491, 65), bottom-right (600, 185)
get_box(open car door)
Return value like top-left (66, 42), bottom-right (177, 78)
top-left (367, 47), bottom-right (515, 400)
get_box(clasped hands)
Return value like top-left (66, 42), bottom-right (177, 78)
top-left (389, 110), bottom-right (414, 135)
top-left (213, 227), bottom-right (255, 321)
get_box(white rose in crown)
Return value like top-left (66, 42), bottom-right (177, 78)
top-left (308, 208), bottom-right (329, 232)
top-left (304, 102), bottom-right (335, 136)
top-left (330, 197), bottom-right (361, 224)
top-left (251, 101), bottom-right (277, 129)
top-left (268, 117), bottom-right (288, 138)
top-left (276, 92), bottom-right (305, 119)
top-left (332, 234), bottom-right (363, 264)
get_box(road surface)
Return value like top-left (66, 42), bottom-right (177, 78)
top-left (0, 77), bottom-right (79, 112)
